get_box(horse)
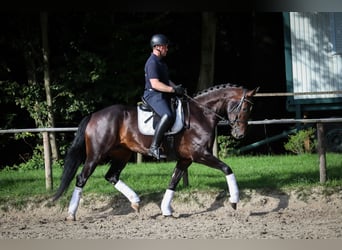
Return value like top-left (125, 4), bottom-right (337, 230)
top-left (52, 83), bottom-right (259, 221)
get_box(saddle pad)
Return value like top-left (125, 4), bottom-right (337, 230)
top-left (137, 98), bottom-right (184, 136)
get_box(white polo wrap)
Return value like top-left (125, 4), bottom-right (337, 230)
top-left (161, 189), bottom-right (174, 216)
top-left (226, 174), bottom-right (239, 203)
top-left (114, 180), bottom-right (140, 204)
top-left (68, 186), bottom-right (83, 216)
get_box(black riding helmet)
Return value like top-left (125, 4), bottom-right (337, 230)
top-left (150, 34), bottom-right (169, 48)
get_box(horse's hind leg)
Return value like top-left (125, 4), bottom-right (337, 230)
top-left (105, 150), bottom-right (140, 213)
top-left (66, 160), bottom-right (99, 221)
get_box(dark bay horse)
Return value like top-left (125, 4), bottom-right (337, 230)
top-left (53, 83), bottom-right (259, 220)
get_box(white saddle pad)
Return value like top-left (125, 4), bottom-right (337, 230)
top-left (137, 98), bottom-right (184, 136)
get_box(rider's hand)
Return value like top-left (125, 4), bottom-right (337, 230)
top-left (173, 84), bottom-right (185, 96)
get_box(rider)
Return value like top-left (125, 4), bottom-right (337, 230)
top-left (143, 34), bottom-right (185, 160)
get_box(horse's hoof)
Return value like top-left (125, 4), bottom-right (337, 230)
top-left (230, 202), bottom-right (237, 210)
top-left (131, 202), bottom-right (140, 213)
top-left (163, 214), bottom-right (176, 219)
top-left (65, 214), bottom-right (76, 222)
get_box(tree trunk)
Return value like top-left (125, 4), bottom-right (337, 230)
top-left (197, 12), bottom-right (217, 91)
top-left (183, 12), bottom-right (217, 185)
top-left (40, 11), bottom-right (59, 161)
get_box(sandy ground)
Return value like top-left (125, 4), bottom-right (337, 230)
top-left (1, 187), bottom-right (341, 239)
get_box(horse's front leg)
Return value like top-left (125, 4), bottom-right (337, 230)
top-left (161, 160), bottom-right (192, 216)
top-left (195, 152), bottom-right (239, 209)
top-left (105, 152), bottom-right (140, 213)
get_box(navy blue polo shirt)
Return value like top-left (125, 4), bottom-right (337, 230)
top-left (144, 53), bottom-right (170, 90)
top-left (143, 53), bottom-right (173, 117)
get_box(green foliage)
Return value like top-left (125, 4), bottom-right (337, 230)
top-left (14, 132), bottom-right (35, 140)
top-left (284, 127), bottom-right (317, 154)
top-left (2, 80), bottom-right (49, 127)
top-left (52, 83), bottom-right (96, 120)
top-left (15, 145), bottom-right (45, 171)
top-left (217, 135), bottom-right (240, 159)
top-left (2, 147), bottom-right (64, 172)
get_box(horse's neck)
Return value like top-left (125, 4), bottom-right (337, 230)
top-left (190, 94), bottom-right (226, 127)
top-left (194, 93), bottom-right (226, 113)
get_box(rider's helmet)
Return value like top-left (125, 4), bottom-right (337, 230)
top-left (150, 34), bottom-right (169, 48)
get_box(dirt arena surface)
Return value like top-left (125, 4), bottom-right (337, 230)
top-left (1, 187), bottom-right (341, 239)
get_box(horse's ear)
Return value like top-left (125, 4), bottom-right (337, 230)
top-left (248, 86), bottom-right (260, 96)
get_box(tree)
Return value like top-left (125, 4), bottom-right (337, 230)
top-left (197, 12), bottom-right (217, 91)
top-left (40, 11), bottom-right (59, 161)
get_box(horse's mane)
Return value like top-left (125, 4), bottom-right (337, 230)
top-left (193, 83), bottom-right (244, 98)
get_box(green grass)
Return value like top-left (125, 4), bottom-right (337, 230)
top-left (0, 153), bottom-right (341, 209)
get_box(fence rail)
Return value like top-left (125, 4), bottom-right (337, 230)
top-left (219, 117), bottom-right (342, 126)
top-left (0, 127), bottom-right (78, 134)
top-left (254, 90), bottom-right (342, 97)
top-left (1, 118), bottom-right (341, 134)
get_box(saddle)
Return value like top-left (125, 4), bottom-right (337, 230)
top-left (137, 97), bottom-right (185, 136)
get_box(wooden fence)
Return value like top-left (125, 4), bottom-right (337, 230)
top-left (1, 117), bottom-right (341, 190)
top-left (1, 90), bottom-right (341, 190)
top-left (0, 128), bottom-right (77, 191)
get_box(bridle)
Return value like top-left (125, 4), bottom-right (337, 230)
top-left (184, 89), bottom-right (254, 127)
top-left (227, 89), bottom-right (254, 126)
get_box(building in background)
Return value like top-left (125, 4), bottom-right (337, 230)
top-left (283, 12), bottom-right (342, 152)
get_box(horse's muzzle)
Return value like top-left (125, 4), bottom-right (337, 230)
top-left (231, 129), bottom-right (245, 139)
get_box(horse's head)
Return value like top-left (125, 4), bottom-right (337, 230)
top-left (227, 87), bottom-right (259, 139)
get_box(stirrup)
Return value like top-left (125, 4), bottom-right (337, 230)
top-left (148, 146), bottom-right (166, 160)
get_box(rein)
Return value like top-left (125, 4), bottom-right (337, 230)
top-left (184, 90), bottom-right (254, 126)
top-left (184, 92), bottom-right (229, 124)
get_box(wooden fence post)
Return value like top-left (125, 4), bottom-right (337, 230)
top-left (213, 127), bottom-right (218, 157)
top-left (137, 153), bottom-right (142, 164)
top-left (316, 123), bottom-right (327, 183)
top-left (43, 131), bottom-right (53, 190)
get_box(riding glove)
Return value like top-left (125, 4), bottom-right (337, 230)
top-left (173, 84), bottom-right (185, 96)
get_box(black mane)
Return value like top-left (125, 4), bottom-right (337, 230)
top-left (193, 83), bottom-right (243, 98)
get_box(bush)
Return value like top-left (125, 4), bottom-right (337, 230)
top-left (217, 135), bottom-right (240, 159)
top-left (284, 127), bottom-right (317, 154)
top-left (2, 145), bottom-right (64, 172)
top-left (14, 146), bottom-right (45, 171)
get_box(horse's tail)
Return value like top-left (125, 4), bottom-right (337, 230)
top-left (52, 115), bottom-right (91, 201)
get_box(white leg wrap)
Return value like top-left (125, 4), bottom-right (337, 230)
top-left (68, 187), bottom-right (83, 216)
top-left (114, 180), bottom-right (140, 204)
top-left (161, 189), bottom-right (174, 216)
top-left (226, 174), bottom-right (239, 203)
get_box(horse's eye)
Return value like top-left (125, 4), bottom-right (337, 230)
top-left (243, 106), bottom-right (252, 112)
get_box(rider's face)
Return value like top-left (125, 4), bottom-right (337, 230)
top-left (156, 44), bottom-right (168, 57)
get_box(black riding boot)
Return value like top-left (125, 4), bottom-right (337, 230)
top-left (149, 114), bottom-right (173, 160)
